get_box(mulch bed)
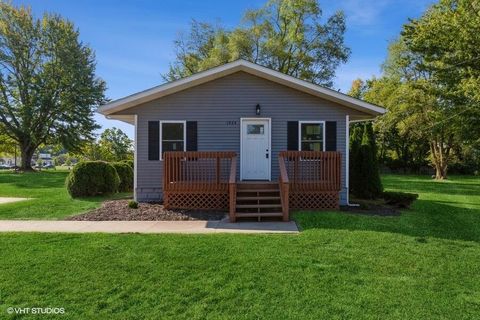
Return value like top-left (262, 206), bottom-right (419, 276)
top-left (68, 200), bottom-right (227, 221)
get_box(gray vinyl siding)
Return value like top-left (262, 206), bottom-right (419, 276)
top-left (115, 71), bottom-right (369, 203)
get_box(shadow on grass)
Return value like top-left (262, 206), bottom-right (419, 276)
top-left (383, 174), bottom-right (480, 196)
top-left (75, 192), bottom-right (133, 203)
top-left (0, 171), bottom-right (68, 189)
top-left (294, 199), bottom-right (480, 243)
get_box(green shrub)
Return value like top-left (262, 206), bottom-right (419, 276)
top-left (128, 200), bottom-right (138, 209)
top-left (383, 191), bottom-right (418, 208)
top-left (66, 161), bottom-right (120, 197)
top-left (349, 124), bottom-right (363, 192)
top-left (350, 123), bottom-right (383, 199)
top-left (111, 162), bottom-right (134, 192)
top-left (121, 159), bottom-right (134, 170)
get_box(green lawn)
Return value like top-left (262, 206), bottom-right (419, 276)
top-left (297, 175), bottom-right (480, 243)
top-left (0, 174), bottom-right (479, 319)
top-left (0, 171), bottom-right (130, 219)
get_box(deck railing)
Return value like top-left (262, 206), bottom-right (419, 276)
top-left (228, 155), bottom-right (237, 222)
top-left (278, 151), bottom-right (342, 211)
top-left (163, 151), bottom-right (237, 210)
top-left (278, 153), bottom-right (290, 221)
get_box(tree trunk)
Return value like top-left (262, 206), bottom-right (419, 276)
top-left (430, 139), bottom-right (449, 180)
top-left (20, 143), bottom-right (35, 171)
top-left (434, 162), bottom-right (448, 180)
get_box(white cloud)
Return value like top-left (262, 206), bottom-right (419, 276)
top-left (326, 0), bottom-right (434, 27)
top-left (334, 59), bottom-right (382, 92)
top-left (339, 0), bottom-right (393, 26)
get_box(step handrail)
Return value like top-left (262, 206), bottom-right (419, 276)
top-left (278, 154), bottom-right (290, 221)
top-left (228, 156), bottom-right (237, 222)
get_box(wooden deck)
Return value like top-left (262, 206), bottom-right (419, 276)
top-left (163, 151), bottom-right (341, 222)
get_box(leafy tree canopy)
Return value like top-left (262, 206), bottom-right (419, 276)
top-left (76, 127), bottom-right (133, 162)
top-left (402, 0), bottom-right (480, 105)
top-left (0, 3), bottom-right (106, 170)
top-left (164, 0), bottom-right (350, 87)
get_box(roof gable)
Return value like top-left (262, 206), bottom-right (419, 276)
top-left (98, 59), bottom-right (385, 117)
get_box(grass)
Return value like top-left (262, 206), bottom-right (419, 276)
top-left (0, 174), bottom-right (479, 319)
top-left (296, 175), bottom-right (480, 243)
top-left (0, 171), bottom-right (130, 219)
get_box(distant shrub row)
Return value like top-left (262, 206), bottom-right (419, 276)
top-left (66, 160), bottom-right (133, 198)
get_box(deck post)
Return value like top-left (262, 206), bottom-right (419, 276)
top-left (216, 155), bottom-right (220, 185)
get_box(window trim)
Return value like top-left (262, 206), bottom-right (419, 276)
top-left (159, 120), bottom-right (187, 160)
top-left (298, 121), bottom-right (326, 152)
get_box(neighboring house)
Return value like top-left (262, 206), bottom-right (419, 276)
top-left (0, 156), bottom-right (20, 167)
top-left (37, 153), bottom-right (54, 166)
top-left (99, 60), bottom-right (385, 221)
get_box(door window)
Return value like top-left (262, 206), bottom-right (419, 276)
top-left (247, 124), bottom-right (265, 135)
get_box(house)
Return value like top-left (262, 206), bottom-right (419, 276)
top-left (36, 153), bottom-right (54, 166)
top-left (98, 60), bottom-right (385, 221)
top-left (0, 155), bottom-right (20, 167)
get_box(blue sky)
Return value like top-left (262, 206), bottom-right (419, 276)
top-left (15, 0), bottom-right (434, 138)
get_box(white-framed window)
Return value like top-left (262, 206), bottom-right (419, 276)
top-left (299, 121), bottom-right (325, 151)
top-left (160, 120), bottom-right (186, 160)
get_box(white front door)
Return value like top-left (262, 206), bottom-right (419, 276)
top-left (241, 119), bottom-right (270, 180)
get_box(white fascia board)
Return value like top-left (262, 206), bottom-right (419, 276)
top-left (98, 59), bottom-right (386, 117)
top-left (105, 114), bottom-right (135, 125)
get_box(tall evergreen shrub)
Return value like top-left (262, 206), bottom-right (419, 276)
top-left (350, 123), bottom-right (383, 199)
top-left (349, 124), bottom-right (363, 193)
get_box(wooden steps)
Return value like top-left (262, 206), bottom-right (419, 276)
top-left (234, 182), bottom-right (285, 221)
top-left (236, 204), bottom-right (282, 209)
top-left (237, 196), bottom-right (280, 201)
top-left (234, 212), bottom-right (283, 218)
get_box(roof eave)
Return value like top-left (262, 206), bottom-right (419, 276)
top-left (98, 59), bottom-right (386, 117)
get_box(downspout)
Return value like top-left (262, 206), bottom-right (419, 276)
top-left (134, 114), bottom-right (138, 202)
top-left (345, 115), bottom-right (350, 206)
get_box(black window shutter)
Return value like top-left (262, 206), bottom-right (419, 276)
top-left (287, 121), bottom-right (299, 150)
top-left (325, 121), bottom-right (337, 151)
top-left (186, 121), bottom-right (198, 151)
top-left (148, 121), bottom-right (159, 160)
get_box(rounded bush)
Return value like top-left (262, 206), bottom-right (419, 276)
top-left (111, 162), bottom-right (134, 192)
top-left (121, 159), bottom-right (134, 170)
top-left (66, 161), bottom-right (120, 197)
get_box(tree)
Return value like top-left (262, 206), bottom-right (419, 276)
top-left (347, 79), bottom-right (367, 99)
top-left (402, 0), bottom-right (480, 105)
top-left (362, 36), bottom-right (467, 179)
top-left (0, 133), bottom-right (16, 155)
top-left (349, 124), bottom-right (363, 193)
top-left (400, 0), bottom-right (480, 178)
top-left (98, 128), bottom-right (133, 161)
top-left (164, 0), bottom-right (350, 87)
top-left (363, 77), bottom-right (429, 172)
top-left (76, 127), bottom-right (133, 162)
top-left (0, 3), bottom-right (105, 171)
top-left (349, 123), bottom-right (383, 199)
